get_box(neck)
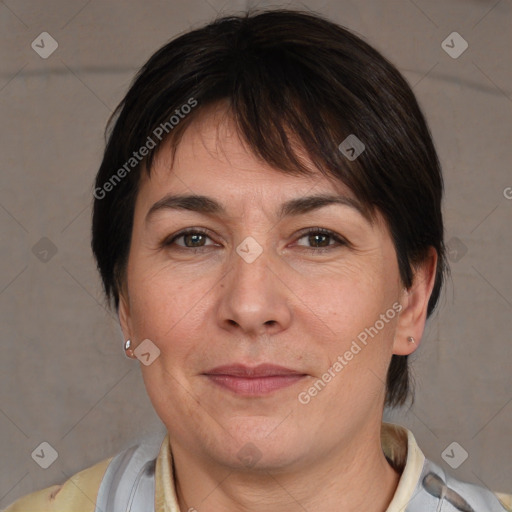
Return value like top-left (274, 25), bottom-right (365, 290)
top-left (171, 421), bottom-right (402, 512)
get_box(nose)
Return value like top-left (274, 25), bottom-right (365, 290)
top-left (216, 240), bottom-right (293, 337)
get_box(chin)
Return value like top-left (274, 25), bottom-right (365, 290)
top-left (210, 419), bottom-right (307, 470)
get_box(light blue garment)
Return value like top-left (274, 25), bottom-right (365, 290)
top-left (95, 435), bottom-right (508, 512)
top-left (408, 458), bottom-right (507, 511)
top-left (95, 437), bottom-right (160, 512)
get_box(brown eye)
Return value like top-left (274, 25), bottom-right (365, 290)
top-left (305, 233), bottom-right (330, 247)
top-left (180, 232), bottom-right (207, 247)
top-left (163, 229), bottom-right (216, 250)
top-left (295, 228), bottom-right (347, 252)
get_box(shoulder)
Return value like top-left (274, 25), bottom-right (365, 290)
top-left (2, 434), bottom-right (165, 512)
top-left (2, 457), bottom-right (112, 512)
top-left (418, 457), bottom-right (512, 512)
top-left (495, 492), bottom-right (512, 512)
top-left (385, 423), bottom-right (512, 512)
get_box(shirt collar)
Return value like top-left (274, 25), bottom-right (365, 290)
top-left (154, 421), bottom-right (425, 512)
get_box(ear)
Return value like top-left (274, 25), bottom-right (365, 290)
top-left (393, 247), bottom-right (438, 355)
top-left (118, 289), bottom-right (134, 343)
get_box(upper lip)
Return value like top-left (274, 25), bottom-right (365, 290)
top-left (203, 364), bottom-right (306, 378)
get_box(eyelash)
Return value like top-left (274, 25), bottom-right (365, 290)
top-left (161, 227), bottom-right (348, 254)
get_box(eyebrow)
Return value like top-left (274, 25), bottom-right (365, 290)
top-left (145, 193), bottom-right (370, 224)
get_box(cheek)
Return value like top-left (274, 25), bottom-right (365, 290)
top-left (312, 264), bottom-right (392, 338)
top-left (312, 264), bottom-right (401, 379)
top-left (128, 263), bottom-right (200, 332)
top-left (126, 267), bottom-right (217, 372)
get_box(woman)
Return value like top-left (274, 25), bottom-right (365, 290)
top-left (4, 9), bottom-right (511, 512)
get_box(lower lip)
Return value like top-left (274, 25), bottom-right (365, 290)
top-left (205, 374), bottom-right (306, 395)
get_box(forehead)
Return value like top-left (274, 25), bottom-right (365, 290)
top-left (138, 108), bottom-right (360, 214)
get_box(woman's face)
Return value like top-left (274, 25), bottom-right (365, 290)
top-left (119, 109), bottom-right (424, 471)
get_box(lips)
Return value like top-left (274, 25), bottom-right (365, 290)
top-left (203, 364), bottom-right (307, 395)
top-left (205, 364), bottom-right (304, 377)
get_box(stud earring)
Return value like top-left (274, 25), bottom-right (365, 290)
top-left (407, 336), bottom-right (416, 344)
top-left (124, 339), bottom-right (135, 358)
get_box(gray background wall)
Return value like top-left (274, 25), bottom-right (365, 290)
top-left (0, 0), bottom-right (510, 507)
